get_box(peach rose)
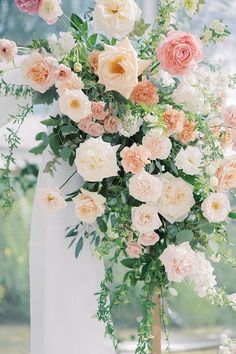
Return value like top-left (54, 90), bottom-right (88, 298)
top-left (78, 117), bottom-right (105, 137)
top-left (129, 170), bottom-right (163, 203)
top-left (130, 79), bottom-right (159, 106)
top-left (88, 50), bottom-right (102, 72)
top-left (56, 72), bottom-right (84, 96)
top-left (142, 130), bottom-right (172, 160)
top-left (177, 119), bottom-right (197, 144)
top-left (104, 116), bottom-right (119, 134)
top-left (74, 189), bottom-right (106, 224)
top-left (21, 52), bottom-right (56, 93)
top-left (131, 203), bottom-right (162, 234)
top-left (126, 242), bottom-right (143, 258)
top-left (0, 39), bottom-right (17, 63)
top-left (54, 64), bottom-right (72, 81)
top-left (220, 128), bottom-right (233, 149)
top-left (162, 107), bottom-right (185, 135)
top-left (91, 101), bottom-right (108, 121)
top-left (156, 31), bottom-right (203, 76)
top-left (223, 105), bottom-right (236, 129)
top-left (216, 156), bottom-right (236, 191)
top-left (120, 143), bottom-right (151, 174)
top-left (138, 231), bottom-right (160, 246)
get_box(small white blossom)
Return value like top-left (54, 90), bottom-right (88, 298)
top-left (48, 31), bottom-right (76, 59)
top-left (118, 112), bottom-right (142, 137)
top-left (212, 20), bottom-right (225, 35)
top-left (202, 29), bottom-right (212, 44)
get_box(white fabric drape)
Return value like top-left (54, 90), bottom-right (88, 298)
top-left (30, 152), bottom-right (115, 354)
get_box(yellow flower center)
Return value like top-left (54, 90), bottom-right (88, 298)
top-left (70, 99), bottom-right (80, 109)
top-left (212, 202), bottom-right (219, 211)
top-left (47, 193), bottom-right (56, 202)
top-left (110, 56), bottom-right (125, 75)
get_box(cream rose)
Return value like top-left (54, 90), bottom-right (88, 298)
top-left (38, 187), bottom-right (67, 212)
top-left (93, 0), bottom-right (141, 39)
top-left (75, 137), bottom-right (120, 182)
top-left (142, 129), bottom-right (172, 160)
top-left (156, 173), bottom-right (195, 223)
top-left (201, 193), bottom-right (230, 223)
top-left (129, 170), bottom-right (163, 203)
top-left (216, 156), bottom-right (236, 191)
top-left (175, 146), bottom-right (202, 176)
top-left (131, 203), bottom-right (162, 234)
top-left (58, 89), bottom-right (91, 122)
top-left (74, 189), bottom-right (106, 224)
top-left (97, 37), bottom-right (151, 98)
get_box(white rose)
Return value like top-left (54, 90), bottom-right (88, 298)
top-left (129, 170), bottom-right (163, 203)
top-left (142, 129), bottom-right (172, 160)
top-left (201, 193), bottom-right (230, 223)
top-left (97, 37), bottom-right (151, 98)
top-left (38, 0), bottom-right (63, 25)
top-left (38, 187), bottom-right (67, 212)
top-left (75, 137), bottom-right (120, 182)
top-left (93, 0), bottom-right (141, 39)
top-left (74, 189), bottom-right (106, 224)
top-left (58, 89), bottom-right (91, 122)
top-left (156, 173), bottom-right (195, 223)
top-left (118, 111), bottom-right (143, 137)
top-left (175, 146), bottom-right (202, 175)
top-left (131, 203), bottom-right (162, 234)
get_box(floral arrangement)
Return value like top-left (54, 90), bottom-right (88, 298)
top-left (1, 0), bottom-right (236, 352)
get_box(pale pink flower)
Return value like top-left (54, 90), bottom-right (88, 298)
top-left (142, 131), bottom-right (172, 160)
top-left (15, 0), bottom-right (41, 14)
top-left (220, 128), bottom-right (233, 149)
top-left (157, 31), bottom-right (203, 76)
top-left (88, 50), bottom-right (102, 72)
top-left (58, 89), bottom-right (91, 123)
top-left (120, 144), bottom-right (151, 174)
top-left (160, 242), bottom-right (196, 283)
top-left (74, 189), bottom-right (106, 224)
top-left (78, 117), bottom-right (105, 137)
top-left (216, 156), bottom-right (236, 191)
top-left (201, 193), bottom-right (230, 223)
top-left (21, 52), bottom-right (55, 93)
top-left (129, 170), bottom-right (163, 203)
top-left (0, 39), bottom-right (17, 63)
top-left (38, 0), bottom-right (63, 25)
top-left (223, 105), bottom-right (236, 129)
top-left (56, 72), bottom-right (84, 96)
top-left (131, 204), bottom-right (162, 234)
top-left (162, 107), bottom-right (185, 135)
top-left (130, 79), bottom-right (159, 106)
top-left (177, 119), bottom-right (197, 144)
top-left (91, 101), bottom-right (107, 121)
top-left (54, 64), bottom-right (72, 81)
top-left (126, 242), bottom-right (143, 258)
top-left (38, 187), bottom-right (67, 212)
top-left (138, 232), bottom-right (160, 246)
top-left (104, 116), bottom-right (119, 134)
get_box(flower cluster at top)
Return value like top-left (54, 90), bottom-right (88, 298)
top-left (1, 0), bottom-right (236, 351)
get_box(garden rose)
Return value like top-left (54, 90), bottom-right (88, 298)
top-left (103, 116), bottom-right (119, 134)
top-left (223, 105), bottom-right (236, 129)
top-left (78, 117), bottom-right (105, 137)
top-left (120, 144), bottom-right (151, 174)
top-left (88, 50), bottom-right (102, 72)
top-left (54, 64), bottom-right (72, 81)
top-left (130, 79), bottom-right (159, 106)
top-left (138, 231), bottom-right (160, 246)
top-left (38, 0), bottom-right (63, 24)
top-left (15, 0), bottom-right (41, 14)
top-left (177, 119), bottom-right (197, 144)
top-left (156, 173), bottom-right (195, 223)
top-left (97, 37), bottom-right (151, 98)
top-left (74, 189), bottom-right (106, 224)
top-left (0, 39), bottom-right (17, 63)
top-left (129, 170), bottom-right (163, 203)
top-left (162, 107), bottom-right (185, 135)
top-left (131, 204), bottom-right (162, 234)
top-left (216, 156), bottom-right (236, 191)
top-left (75, 137), bottom-right (120, 182)
top-left (38, 187), bottom-right (67, 212)
top-left (156, 31), bottom-right (203, 76)
top-left (201, 193), bottom-right (230, 223)
top-left (91, 101), bottom-right (107, 121)
top-left (126, 242), bottom-right (143, 258)
top-left (58, 90), bottom-right (91, 123)
top-left (93, 0), bottom-right (141, 39)
top-left (160, 242), bottom-right (196, 282)
top-left (56, 73), bottom-right (84, 95)
top-left (21, 52), bottom-right (56, 93)
top-left (142, 129), bottom-right (172, 160)
top-left (175, 146), bottom-right (202, 175)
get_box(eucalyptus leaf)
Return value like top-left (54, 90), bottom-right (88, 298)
top-left (75, 237), bottom-right (84, 258)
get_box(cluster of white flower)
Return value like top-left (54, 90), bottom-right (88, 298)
top-left (48, 31), bottom-right (76, 59)
top-left (219, 334), bottom-right (236, 354)
top-left (118, 112), bottom-right (143, 137)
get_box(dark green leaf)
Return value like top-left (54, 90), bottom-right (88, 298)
top-left (32, 86), bottom-right (58, 105)
top-left (60, 147), bottom-right (72, 161)
top-left (49, 134), bottom-right (61, 155)
top-left (88, 33), bottom-right (98, 46)
top-left (177, 230), bottom-right (194, 244)
top-left (29, 142), bottom-right (47, 155)
top-left (41, 118), bottom-right (60, 126)
top-left (97, 217), bottom-right (107, 233)
top-left (121, 258), bottom-right (138, 269)
top-left (75, 237), bottom-right (83, 258)
top-left (228, 211), bottom-right (236, 219)
top-left (61, 125), bottom-right (79, 134)
top-left (199, 223), bottom-right (215, 234)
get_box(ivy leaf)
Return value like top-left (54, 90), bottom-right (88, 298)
top-left (75, 237), bottom-right (84, 258)
top-left (32, 86), bottom-right (58, 105)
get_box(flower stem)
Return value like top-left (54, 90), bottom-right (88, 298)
top-left (59, 170), bottom-right (77, 190)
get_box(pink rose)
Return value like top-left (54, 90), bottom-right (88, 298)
top-left (142, 132), bottom-right (172, 160)
top-left (0, 39), bottom-right (17, 63)
top-left (120, 144), bottom-right (151, 174)
top-left (131, 203), bottom-right (162, 234)
top-left (130, 79), bottom-right (159, 106)
top-left (162, 107), bottom-right (185, 135)
top-left (138, 232), bottom-right (160, 246)
top-left (157, 31), bottom-right (203, 76)
top-left (15, 0), bottom-right (41, 14)
top-left (78, 117), bottom-right (104, 137)
top-left (223, 105), bottom-right (236, 129)
top-left (54, 64), bottom-right (72, 81)
top-left (91, 101), bottom-right (108, 121)
top-left (104, 116), bottom-right (119, 134)
top-left (177, 119), bottom-right (197, 144)
top-left (160, 242), bottom-right (196, 283)
top-left (126, 242), bottom-right (143, 258)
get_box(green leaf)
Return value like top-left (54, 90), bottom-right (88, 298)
top-left (75, 237), bottom-right (84, 258)
top-left (29, 142), bottom-right (47, 155)
top-left (177, 230), bottom-right (194, 244)
top-left (228, 211), bottom-right (236, 219)
top-left (199, 223), bottom-right (215, 234)
top-left (88, 33), bottom-right (98, 46)
top-left (35, 132), bottom-right (48, 145)
top-left (71, 14), bottom-right (84, 30)
top-left (130, 19), bottom-right (150, 37)
top-left (32, 86), bottom-right (58, 105)
top-left (41, 117), bottom-right (60, 126)
top-left (60, 147), bottom-right (73, 161)
top-left (121, 258), bottom-right (137, 269)
top-left (97, 217), bottom-right (108, 233)
top-left (61, 125), bottom-right (79, 134)
top-left (48, 134), bottom-right (61, 155)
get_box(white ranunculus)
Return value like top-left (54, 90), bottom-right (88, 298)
top-left (74, 189), bottom-right (106, 224)
top-left (131, 203), bottom-right (162, 234)
top-left (75, 137), bottom-right (120, 182)
top-left (129, 170), bottom-right (163, 203)
top-left (97, 37), bottom-right (151, 98)
top-left (93, 0), bottom-right (141, 39)
top-left (156, 173), bottom-right (195, 223)
top-left (38, 187), bottom-right (67, 212)
top-left (58, 90), bottom-right (91, 122)
top-left (175, 146), bottom-right (202, 175)
top-left (201, 193), bottom-right (230, 223)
